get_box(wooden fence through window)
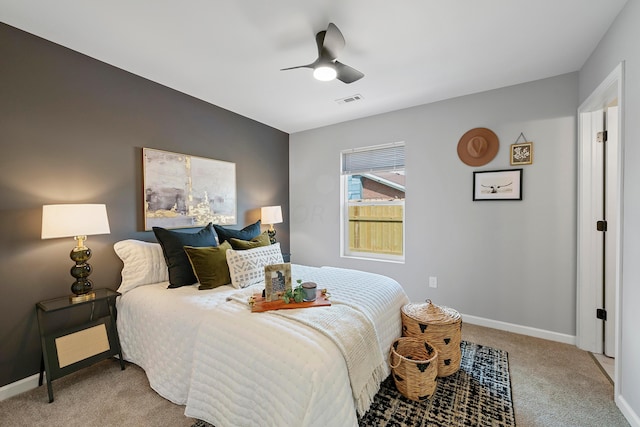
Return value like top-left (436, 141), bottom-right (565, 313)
top-left (348, 204), bottom-right (403, 255)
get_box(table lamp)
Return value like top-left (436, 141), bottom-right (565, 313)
top-left (41, 204), bottom-right (111, 303)
top-left (261, 205), bottom-right (283, 244)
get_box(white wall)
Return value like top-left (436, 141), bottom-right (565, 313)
top-left (579, 0), bottom-right (640, 424)
top-left (290, 73), bottom-right (578, 336)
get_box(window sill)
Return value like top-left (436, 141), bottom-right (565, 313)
top-left (341, 254), bottom-right (405, 264)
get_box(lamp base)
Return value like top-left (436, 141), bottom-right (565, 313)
top-left (69, 243), bottom-right (94, 303)
top-left (69, 291), bottom-right (96, 304)
top-left (267, 229), bottom-right (277, 244)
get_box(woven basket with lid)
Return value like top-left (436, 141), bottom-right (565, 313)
top-left (401, 299), bottom-right (462, 377)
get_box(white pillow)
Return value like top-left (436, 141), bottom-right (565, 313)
top-left (226, 243), bottom-right (284, 289)
top-left (114, 239), bottom-right (169, 294)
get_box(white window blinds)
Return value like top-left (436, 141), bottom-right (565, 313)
top-left (341, 142), bottom-right (405, 175)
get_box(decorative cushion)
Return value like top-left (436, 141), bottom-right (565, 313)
top-left (184, 241), bottom-right (232, 290)
top-left (152, 223), bottom-right (218, 288)
top-left (226, 242), bottom-right (284, 289)
top-left (229, 231), bottom-right (271, 250)
top-left (213, 220), bottom-right (261, 244)
top-left (113, 239), bottom-right (169, 294)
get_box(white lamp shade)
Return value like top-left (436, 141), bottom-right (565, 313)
top-left (261, 205), bottom-right (283, 225)
top-left (42, 204), bottom-right (111, 239)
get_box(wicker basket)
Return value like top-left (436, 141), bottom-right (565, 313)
top-left (401, 299), bottom-right (462, 377)
top-left (389, 337), bottom-right (438, 401)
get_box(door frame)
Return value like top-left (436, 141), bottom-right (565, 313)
top-left (576, 62), bottom-right (624, 392)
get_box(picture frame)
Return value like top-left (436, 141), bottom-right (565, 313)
top-left (264, 263), bottom-right (292, 302)
top-left (143, 147), bottom-right (237, 230)
top-left (473, 169), bottom-right (523, 201)
top-left (510, 142), bottom-right (533, 165)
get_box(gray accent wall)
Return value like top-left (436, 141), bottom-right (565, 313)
top-left (290, 73), bottom-right (578, 336)
top-left (0, 24), bottom-right (289, 387)
top-left (580, 0), bottom-right (640, 421)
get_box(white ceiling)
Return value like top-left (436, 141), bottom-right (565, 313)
top-left (1, 1), bottom-right (628, 133)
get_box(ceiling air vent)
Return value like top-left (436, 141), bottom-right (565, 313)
top-left (336, 94), bottom-right (363, 105)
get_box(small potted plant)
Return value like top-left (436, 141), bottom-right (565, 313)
top-left (282, 279), bottom-right (306, 303)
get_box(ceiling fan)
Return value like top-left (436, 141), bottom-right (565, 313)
top-left (281, 23), bottom-right (364, 84)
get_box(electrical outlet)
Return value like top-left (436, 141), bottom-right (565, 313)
top-left (428, 276), bottom-right (438, 288)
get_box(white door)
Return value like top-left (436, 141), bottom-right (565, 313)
top-left (589, 106), bottom-right (618, 358)
top-left (590, 109), bottom-right (606, 354)
top-left (579, 106), bottom-right (619, 358)
top-left (576, 62), bottom-right (622, 393)
top-left (604, 105), bottom-right (619, 357)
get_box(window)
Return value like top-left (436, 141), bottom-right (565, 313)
top-left (341, 142), bottom-right (405, 262)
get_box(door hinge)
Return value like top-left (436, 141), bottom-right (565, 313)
top-left (596, 220), bottom-right (607, 232)
top-left (597, 131), bottom-right (608, 143)
top-left (596, 308), bottom-right (607, 321)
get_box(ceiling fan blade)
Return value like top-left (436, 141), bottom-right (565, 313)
top-left (280, 63), bottom-right (314, 71)
top-left (318, 23), bottom-right (345, 60)
top-left (334, 61), bottom-right (364, 84)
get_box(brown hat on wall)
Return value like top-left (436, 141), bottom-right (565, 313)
top-left (457, 128), bottom-right (499, 166)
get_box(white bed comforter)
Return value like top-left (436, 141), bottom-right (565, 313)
top-left (117, 265), bottom-right (409, 427)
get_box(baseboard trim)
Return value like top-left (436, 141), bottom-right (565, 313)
top-left (617, 395), bottom-right (640, 427)
top-left (0, 372), bottom-right (42, 401)
top-left (461, 313), bottom-right (576, 345)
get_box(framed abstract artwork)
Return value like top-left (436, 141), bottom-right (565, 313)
top-left (143, 148), bottom-right (237, 230)
top-left (473, 169), bottom-right (523, 201)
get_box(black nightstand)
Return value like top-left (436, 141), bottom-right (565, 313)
top-left (36, 288), bottom-right (125, 402)
top-left (283, 253), bottom-right (291, 263)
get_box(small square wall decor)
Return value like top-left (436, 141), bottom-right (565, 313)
top-left (510, 142), bottom-right (533, 165)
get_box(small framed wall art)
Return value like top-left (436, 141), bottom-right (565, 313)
top-left (510, 133), bottom-right (533, 165)
top-left (473, 169), bottom-right (523, 201)
top-left (264, 263), bottom-right (292, 302)
top-left (510, 142), bottom-right (533, 165)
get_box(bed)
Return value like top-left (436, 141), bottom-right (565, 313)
top-left (114, 238), bottom-right (409, 427)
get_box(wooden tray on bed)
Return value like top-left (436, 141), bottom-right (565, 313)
top-left (250, 290), bottom-right (331, 313)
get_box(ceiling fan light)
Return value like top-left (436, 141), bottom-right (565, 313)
top-left (313, 65), bottom-right (337, 81)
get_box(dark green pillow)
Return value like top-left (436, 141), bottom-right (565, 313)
top-left (152, 223), bottom-right (218, 288)
top-left (184, 241), bottom-right (232, 290)
top-left (229, 231), bottom-right (271, 250)
top-left (213, 220), bottom-right (261, 244)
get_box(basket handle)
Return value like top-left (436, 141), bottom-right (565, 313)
top-left (388, 346), bottom-right (401, 369)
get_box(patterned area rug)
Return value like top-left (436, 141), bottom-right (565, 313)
top-left (192, 340), bottom-right (515, 427)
